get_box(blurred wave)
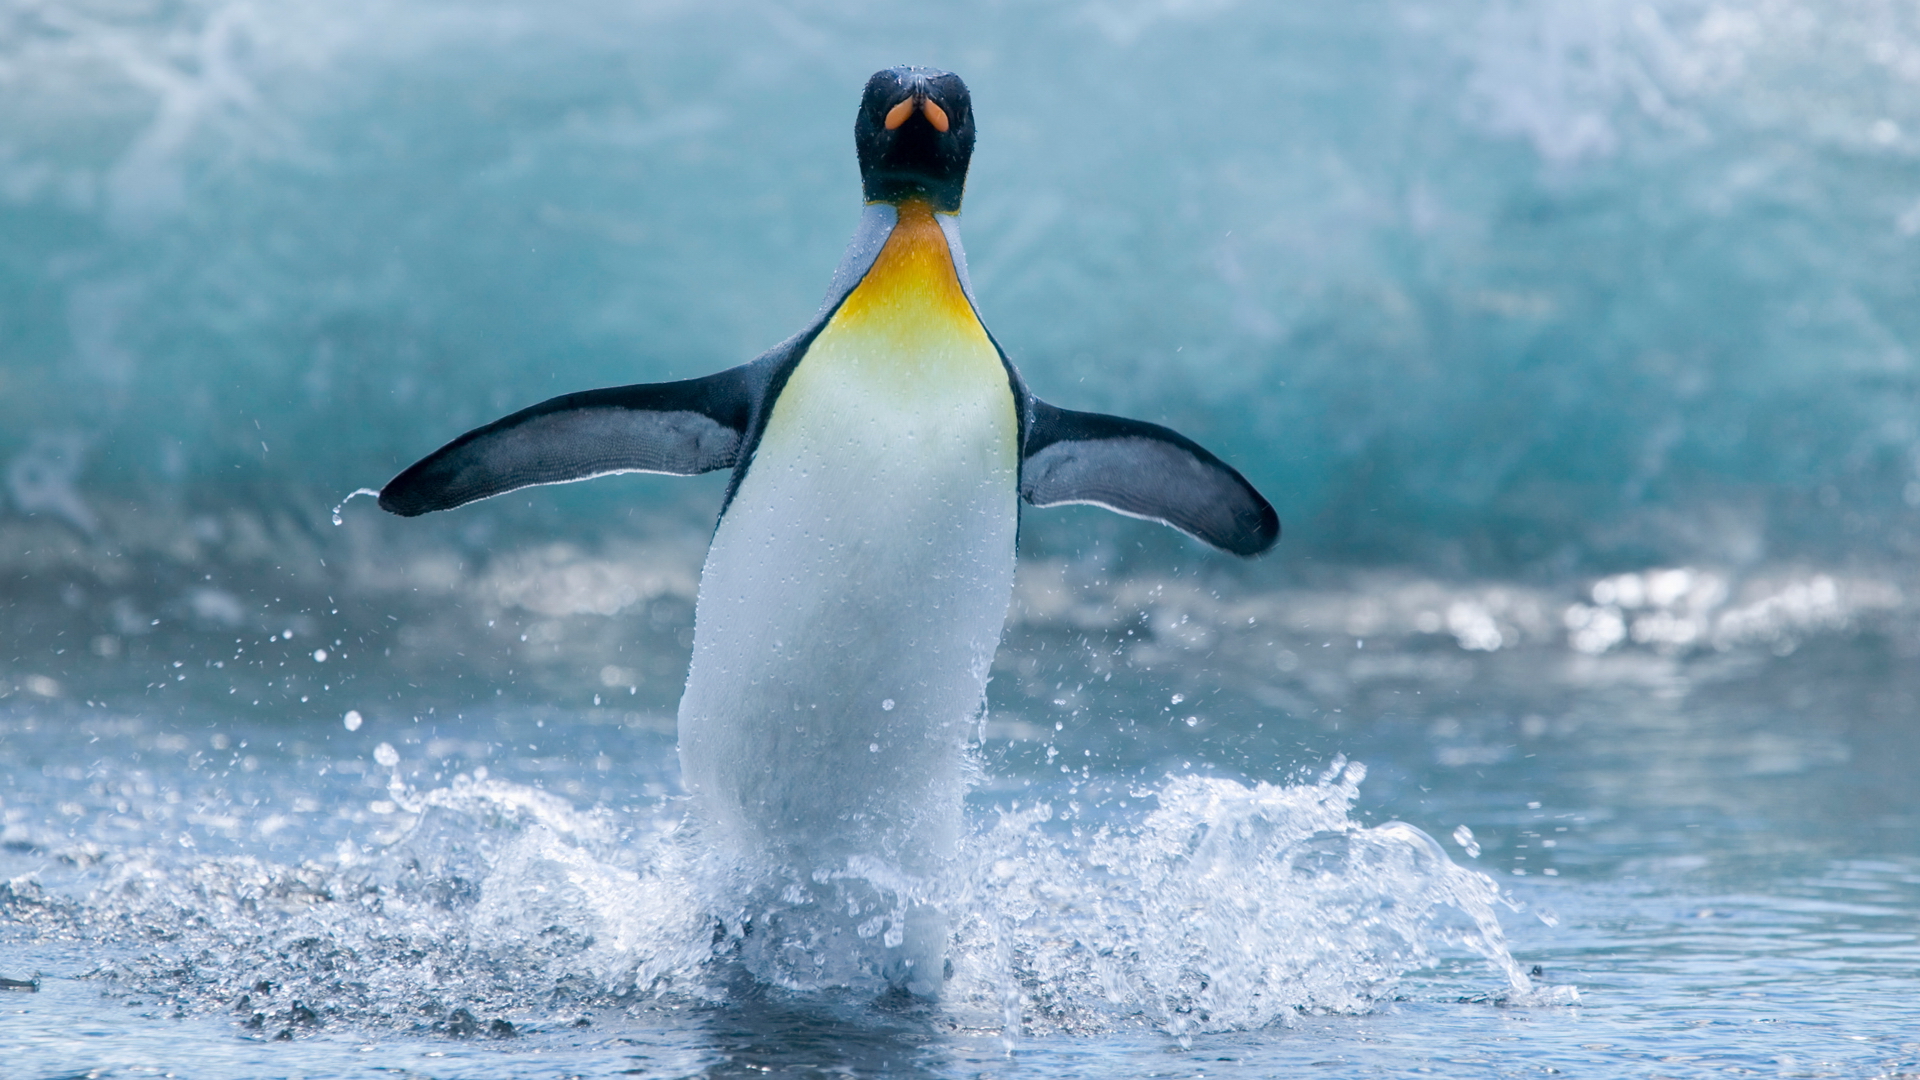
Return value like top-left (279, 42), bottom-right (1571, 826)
top-left (3, 0), bottom-right (1919, 569)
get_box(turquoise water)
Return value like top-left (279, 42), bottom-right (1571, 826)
top-left (6, 0), bottom-right (1920, 570)
top-left (6, 0), bottom-right (1920, 1075)
top-left (5, 553), bottom-right (1920, 1075)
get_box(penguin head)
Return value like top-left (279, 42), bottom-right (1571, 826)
top-left (855, 67), bottom-right (975, 213)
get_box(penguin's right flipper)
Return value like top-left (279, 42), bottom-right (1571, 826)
top-left (1020, 400), bottom-right (1279, 557)
top-left (379, 368), bottom-right (755, 517)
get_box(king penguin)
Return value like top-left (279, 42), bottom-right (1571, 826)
top-left (377, 67), bottom-right (1279, 998)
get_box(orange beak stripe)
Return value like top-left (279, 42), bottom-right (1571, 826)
top-left (921, 98), bottom-right (949, 132)
top-left (884, 97), bottom-right (915, 130)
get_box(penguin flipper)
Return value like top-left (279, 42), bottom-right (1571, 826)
top-left (1020, 401), bottom-right (1279, 557)
top-left (379, 369), bottom-right (754, 517)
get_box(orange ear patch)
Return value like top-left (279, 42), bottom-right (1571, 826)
top-left (921, 99), bottom-right (949, 132)
top-left (884, 98), bottom-right (915, 130)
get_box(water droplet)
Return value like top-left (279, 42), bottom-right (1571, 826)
top-left (1452, 824), bottom-right (1481, 858)
top-left (313, 649), bottom-right (328, 663)
top-left (330, 487), bottom-right (381, 526)
top-left (1170, 693), bottom-right (1185, 705)
top-left (881, 698), bottom-right (895, 711)
top-left (343, 710), bottom-right (362, 732)
top-left (374, 742), bottom-right (399, 767)
top-left (869, 743), bottom-right (880, 752)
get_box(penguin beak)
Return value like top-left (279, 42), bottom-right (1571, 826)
top-left (883, 93), bottom-right (950, 133)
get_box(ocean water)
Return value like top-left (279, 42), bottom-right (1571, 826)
top-left (6, 550), bottom-right (1920, 1075)
top-left (6, 0), bottom-right (1920, 1076)
top-left (6, 0), bottom-right (1920, 569)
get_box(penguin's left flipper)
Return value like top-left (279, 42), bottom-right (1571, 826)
top-left (379, 368), bottom-right (754, 517)
top-left (1021, 401), bottom-right (1280, 557)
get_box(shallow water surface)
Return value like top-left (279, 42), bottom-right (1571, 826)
top-left (5, 557), bottom-right (1918, 1077)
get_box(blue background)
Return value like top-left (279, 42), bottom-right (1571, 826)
top-left (5, 0), bottom-right (1919, 571)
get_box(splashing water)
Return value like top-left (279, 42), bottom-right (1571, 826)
top-left (946, 760), bottom-right (1570, 1045)
top-left (2, 745), bottom-right (1567, 1045)
top-left (331, 488), bottom-right (381, 526)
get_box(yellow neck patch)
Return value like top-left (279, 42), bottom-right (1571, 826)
top-left (805, 200), bottom-right (997, 385)
top-left (754, 200), bottom-right (1015, 475)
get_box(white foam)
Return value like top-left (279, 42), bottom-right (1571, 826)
top-left (18, 763), bottom-right (1566, 1041)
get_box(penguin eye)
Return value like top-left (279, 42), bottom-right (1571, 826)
top-left (921, 99), bottom-right (949, 133)
top-left (884, 97), bottom-right (915, 130)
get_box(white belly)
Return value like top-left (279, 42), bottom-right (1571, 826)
top-left (676, 329), bottom-right (1018, 881)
